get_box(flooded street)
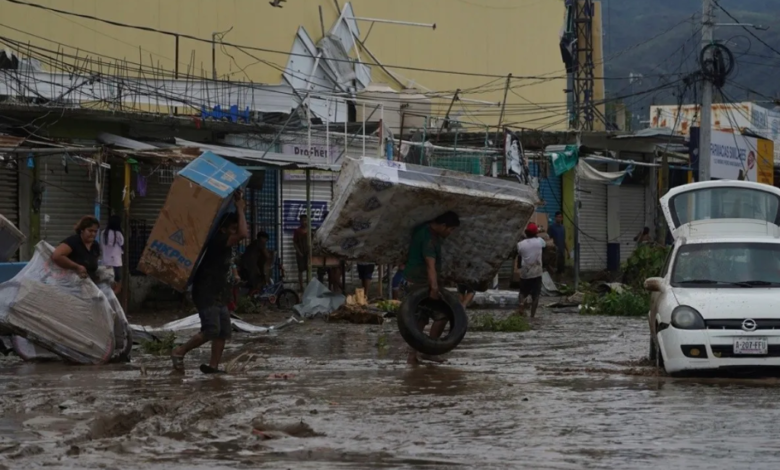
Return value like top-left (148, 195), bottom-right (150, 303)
top-left (2, 307), bottom-right (780, 469)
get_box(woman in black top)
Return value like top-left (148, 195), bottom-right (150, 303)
top-left (52, 215), bottom-right (101, 281)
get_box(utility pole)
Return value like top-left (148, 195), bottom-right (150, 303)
top-left (699, 0), bottom-right (714, 182)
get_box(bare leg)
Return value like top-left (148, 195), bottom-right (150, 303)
top-left (298, 271), bottom-right (304, 292)
top-left (209, 338), bottom-right (226, 369)
top-left (171, 332), bottom-right (209, 370)
top-left (407, 318), bottom-right (429, 365)
top-left (530, 295), bottom-right (540, 318)
top-left (418, 318), bottom-right (448, 363)
top-left (516, 296), bottom-right (526, 316)
top-left (460, 292), bottom-right (475, 309)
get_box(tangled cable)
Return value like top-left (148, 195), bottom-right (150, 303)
top-left (700, 43), bottom-right (734, 89)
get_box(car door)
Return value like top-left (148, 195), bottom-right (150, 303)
top-left (659, 180), bottom-right (780, 240)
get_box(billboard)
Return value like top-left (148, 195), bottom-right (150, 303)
top-left (690, 128), bottom-right (773, 185)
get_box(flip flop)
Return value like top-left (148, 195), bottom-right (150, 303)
top-left (200, 364), bottom-right (226, 375)
top-left (171, 354), bottom-right (185, 371)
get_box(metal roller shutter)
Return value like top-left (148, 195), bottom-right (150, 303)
top-left (281, 171), bottom-right (333, 286)
top-left (578, 177), bottom-right (608, 272)
top-left (129, 166), bottom-right (177, 274)
top-left (40, 156), bottom-right (110, 246)
top-left (618, 185), bottom-right (647, 263)
top-left (0, 165), bottom-right (19, 260)
top-left (0, 165), bottom-right (18, 227)
top-left (244, 168), bottom-right (281, 280)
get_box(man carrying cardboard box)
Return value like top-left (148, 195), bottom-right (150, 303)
top-left (171, 190), bottom-right (248, 374)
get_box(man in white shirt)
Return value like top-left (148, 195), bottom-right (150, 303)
top-left (516, 222), bottom-right (551, 317)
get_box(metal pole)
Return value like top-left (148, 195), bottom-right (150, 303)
top-left (174, 34), bottom-right (179, 115)
top-left (306, 100), bottom-right (313, 284)
top-left (495, 74), bottom-right (512, 143)
top-left (362, 103), bottom-right (366, 155)
top-left (699, 0), bottom-right (714, 182)
top-left (574, 171), bottom-right (581, 292)
top-left (346, 16), bottom-right (436, 30)
top-left (326, 99), bottom-right (331, 163)
top-left (306, 169), bottom-right (312, 285)
top-left (211, 33), bottom-right (217, 80)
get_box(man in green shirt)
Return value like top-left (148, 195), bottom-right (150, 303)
top-left (404, 211), bottom-right (460, 365)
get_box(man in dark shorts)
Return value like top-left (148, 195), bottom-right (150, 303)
top-left (404, 211), bottom-right (460, 365)
top-left (515, 222), bottom-right (550, 318)
top-left (171, 190), bottom-right (248, 374)
top-left (293, 215), bottom-right (309, 292)
top-left (357, 263), bottom-right (375, 295)
top-left (457, 284), bottom-right (476, 309)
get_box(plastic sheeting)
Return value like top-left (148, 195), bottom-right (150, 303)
top-left (293, 278), bottom-right (345, 318)
top-left (316, 157), bottom-right (539, 284)
top-left (0, 242), bottom-right (131, 364)
top-left (129, 314), bottom-right (302, 342)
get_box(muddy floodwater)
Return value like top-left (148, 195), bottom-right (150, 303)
top-left (2, 306), bottom-right (780, 469)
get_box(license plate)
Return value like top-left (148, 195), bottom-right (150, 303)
top-left (733, 338), bottom-right (768, 355)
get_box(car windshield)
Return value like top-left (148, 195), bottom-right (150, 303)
top-left (670, 187), bottom-right (780, 228)
top-left (671, 242), bottom-right (780, 287)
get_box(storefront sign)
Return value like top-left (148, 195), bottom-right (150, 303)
top-left (283, 170), bottom-right (338, 181)
top-left (281, 144), bottom-right (337, 161)
top-left (711, 131), bottom-right (772, 184)
top-left (282, 200), bottom-right (329, 231)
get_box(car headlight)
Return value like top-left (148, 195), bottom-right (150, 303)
top-left (671, 306), bottom-right (705, 330)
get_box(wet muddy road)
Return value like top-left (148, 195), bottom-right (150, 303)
top-left (2, 308), bottom-right (780, 469)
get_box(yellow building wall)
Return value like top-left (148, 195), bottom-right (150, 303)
top-left (1, 0), bottom-right (568, 129)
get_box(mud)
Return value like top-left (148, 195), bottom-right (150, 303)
top-left (2, 305), bottom-right (780, 469)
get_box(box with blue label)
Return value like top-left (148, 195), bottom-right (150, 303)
top-left (137, 151), bottom-right (251, 291)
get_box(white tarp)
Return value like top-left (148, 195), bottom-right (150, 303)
top-left (576, 160), bottom-right (633, 185)
top-left (0, 242), bottom-right (131, 364)
top-left (293, 278), bottom-right (345, 318)
top-left (316, 157), bottom-right (539, 284)
top-left (129, 314), bottom-right (301, 342)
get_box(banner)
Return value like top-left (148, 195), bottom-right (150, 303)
top-left (283, 170), bottom-right (338, 181)
top-left (282, 200), bottom-right (329, 232)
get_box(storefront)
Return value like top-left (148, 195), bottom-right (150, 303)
top-left (280, 169), bottom-right (335, 282)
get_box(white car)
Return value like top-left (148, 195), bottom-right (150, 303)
top-left (646, 180), bottom-right (780, 375)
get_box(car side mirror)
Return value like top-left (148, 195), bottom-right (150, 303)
top-left (644, 277), bottom-right (664, 292)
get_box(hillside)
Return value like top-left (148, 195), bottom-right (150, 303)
top-left (603, 0), bottom-right (780, 121)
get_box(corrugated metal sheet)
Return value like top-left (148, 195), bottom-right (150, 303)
top-left (40, 155), bottom-right (109, 246)
top-left (579, 176), bottom-right (608, 272)
top-left (530, 161), bottom-right (563, 216)
top-left (618, 185), bottom-right (646, 264)
top-left (128, 165), bottom-right (177, 274)
top-left (281, 173), bottom-right (333, 287)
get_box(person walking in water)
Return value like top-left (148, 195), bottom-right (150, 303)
top-left (171, 190), bottom-right (248, 374)
top-left (403, 211), bottom-right (460, 365)
top-left (101, 215), bottom-right (125, 294)
top-left (516, 222), bottom-right (551, 318)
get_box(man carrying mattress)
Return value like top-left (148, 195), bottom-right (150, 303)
top-left (403, 211), bottom-right (460, 365)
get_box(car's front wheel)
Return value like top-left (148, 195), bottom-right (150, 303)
top-left (652, 335), bottom-right (665, 370)
top-left (648, 334), bottom-right (657, 362)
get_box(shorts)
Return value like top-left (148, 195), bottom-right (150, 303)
top-left (405, 282), bottom-right (448, 322)
top-left (113, 266), bottom-right (122, 283)
top-left (196, 303), bottom-right (232, 340)
top-left (296, 253), bottom-right (308, 273)
top-left (392, 270), bottom-right (406, 290)
top-left (357, 264), bottom-right (375, 281)
top-left (518, 276), bottom-right (543, 300)
top-left (457, 284), bottom-right (476, 296)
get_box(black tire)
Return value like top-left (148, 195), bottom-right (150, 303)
top-left (276, 289), bottom-right (300, 310)
top-left (397, 287), bottom-right (468, 356)
top-left (654, 338), bottom-right (665, 370)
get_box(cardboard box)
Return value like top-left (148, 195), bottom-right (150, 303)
top-left (137, 151), bottom-right (251, 291)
